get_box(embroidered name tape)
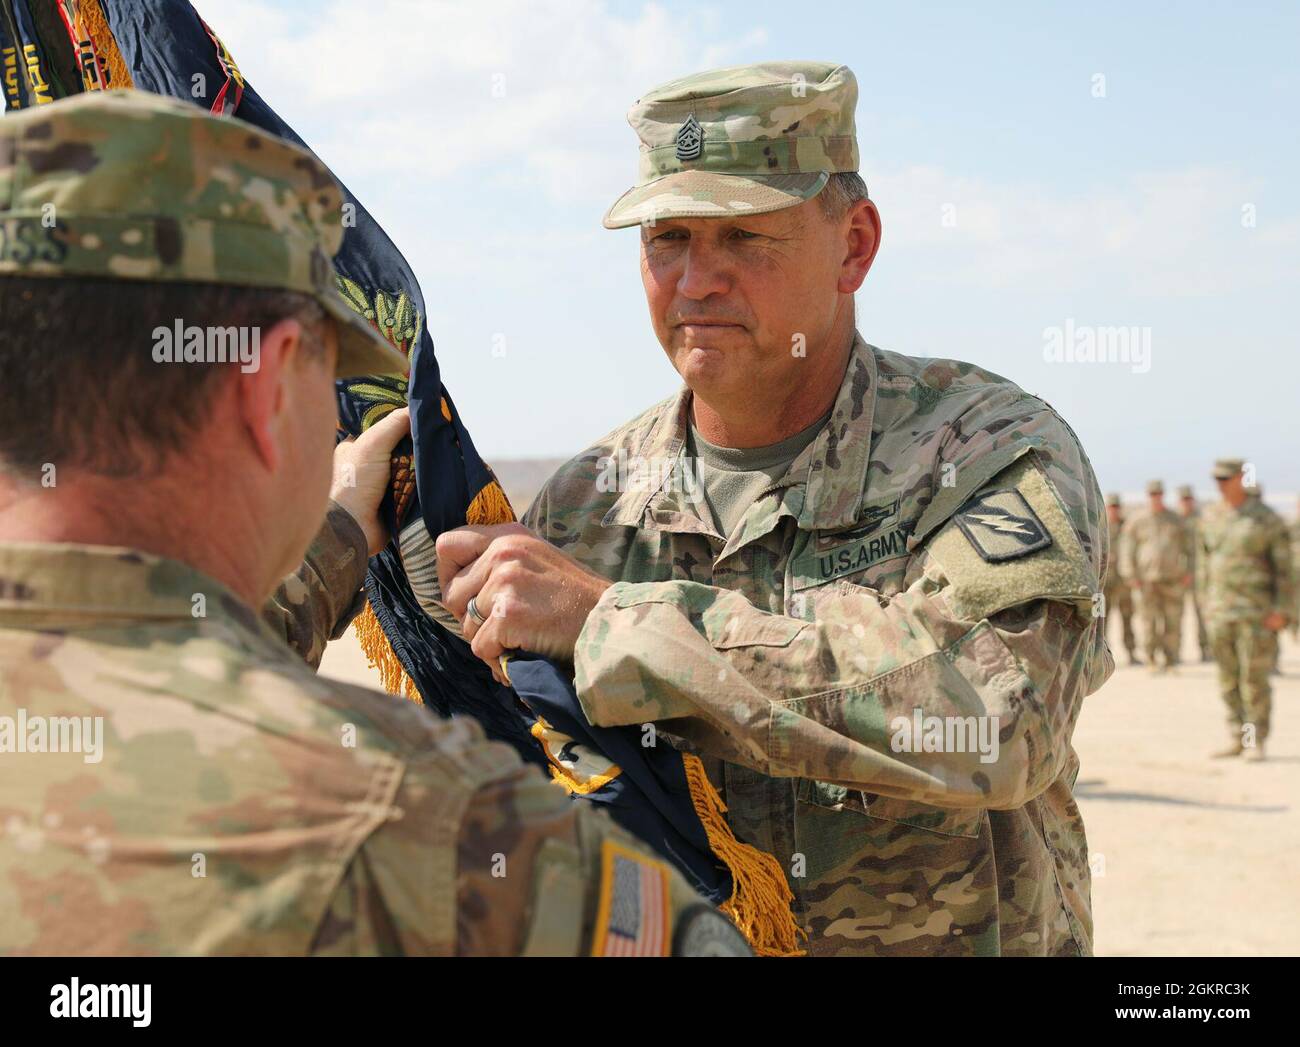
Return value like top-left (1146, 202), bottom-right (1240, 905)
top-left (791, 497), bottom-right (907, 590)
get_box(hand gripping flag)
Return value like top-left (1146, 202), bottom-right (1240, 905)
top-left (9, 0), bottom-right (804, 955)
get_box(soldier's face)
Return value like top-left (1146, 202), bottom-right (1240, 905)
top-left (1216, 475), bottom-right (1244, 500)
top-left (638, 198), bottom-right (877, 403)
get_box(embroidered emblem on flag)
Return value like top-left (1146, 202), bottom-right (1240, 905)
top-left (591, 840), bottom-right (671, 956)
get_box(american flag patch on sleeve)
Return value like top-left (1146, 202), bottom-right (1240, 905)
top-left (591, 839), bottom-right (672, 957)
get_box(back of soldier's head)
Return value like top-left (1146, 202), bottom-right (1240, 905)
top-left (0, 91), bottom-right (403, 482)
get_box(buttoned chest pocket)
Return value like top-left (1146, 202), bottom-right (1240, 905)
top-left (796, 779), bottom-right (987, 839)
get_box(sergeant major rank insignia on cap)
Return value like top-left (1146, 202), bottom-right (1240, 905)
top-left (954, 489), bottom-right (1052, 563)
top-left (675, 113), bottom-right (703, 162)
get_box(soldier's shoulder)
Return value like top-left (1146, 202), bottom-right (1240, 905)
top-left (58, 609), bottom-right (517, 796)
top-left (1251, 501), bottom-right (1285, 525)
top-left (871, 344), bottom-right (1074, 444)
top-left (223, 626), bottom-right (513, 778)
top-left (873, 344), bottom-right (1029, 407)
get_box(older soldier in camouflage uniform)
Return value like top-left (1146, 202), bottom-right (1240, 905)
top-left (1198, 460), bottom-right (1295, 761)
top-left (317, 62), bottom-right (1110, 956)
top-left (0, 92), bottom-right (735, 956)
top-left (1176, 484), bottom-right (1210, 661)
top-left (1104, 493), bottom-right (1140, 664)
top-left (1121, 481), bottom-right (1189, 671)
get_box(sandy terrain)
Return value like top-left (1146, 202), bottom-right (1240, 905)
top-left (320, 604), bottom-right (1299, 957)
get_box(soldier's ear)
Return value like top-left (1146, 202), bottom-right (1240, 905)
top-left (838, 198), bottom-right (880, 295)
top-left (235, 317), bottom-right (302, 473)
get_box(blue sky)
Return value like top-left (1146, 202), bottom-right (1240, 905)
top-left (212, 0), bottom-right (1299, 498)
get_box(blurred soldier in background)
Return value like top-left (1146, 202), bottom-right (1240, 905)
top-left (1122, 481), bottom-right (1189, 672)
top-left (1292, 497), bottom-right (1300, 644)
top-left (1105, 493), bottom-right (1140, 665)
top-left (1248, 486), bottom-right (1282, 676)
top-left (1176, 484), bottom-right (1210, 661)
top-left (1198, 461), bottom-right (1294, 761)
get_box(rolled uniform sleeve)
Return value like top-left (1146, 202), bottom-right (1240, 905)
top-left (574, 441), bottom-right (1110, 812)
top-left (263, 502), bottom-right (370, 668)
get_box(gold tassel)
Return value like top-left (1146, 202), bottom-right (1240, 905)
top-left (81, 0), bottom-right (133, 90)
top-left (682, 753), bottom-right (806, 957)
top-left (353, 600), bottom-right (422, 705)
top-left (466, 478), bottom-right (515, 525)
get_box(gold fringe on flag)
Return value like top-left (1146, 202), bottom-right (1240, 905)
top-left (354, 599), bottom-right (420, 704)
top-left (682, 753), bottom-right (807, 957)
top-left (467, 477), bottom-right (515, 525)
top-left (80, 0), bottom-right (132, 90)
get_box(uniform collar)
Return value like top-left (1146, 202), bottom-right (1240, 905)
top-left (602, 332), bottom-right (877, 534)
top-left (0, 542), bottom-right (264, 634)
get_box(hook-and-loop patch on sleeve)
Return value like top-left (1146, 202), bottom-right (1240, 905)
top-left (926, 453), bottom-right (1099, 623)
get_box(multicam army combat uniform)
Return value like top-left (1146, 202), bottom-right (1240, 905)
top-left (0, 506), bottom-right (716, 955)
top-left (395, 333), bottom-right (1111, 955)
top-left (1197, 498), bottom-right (1295, 743)
top-left (1104, 511), bottom-right (1138, 662)
top-left (1121, 508), bottom-right (1189, 668)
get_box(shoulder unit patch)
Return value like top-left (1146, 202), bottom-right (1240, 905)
top-left (954, 488), bottom-right (1052, 562)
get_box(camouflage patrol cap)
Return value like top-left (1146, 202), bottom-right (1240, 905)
top-left (1105, 492), bottom-right (1122, 507)
top-left (1212, 458), bottom-right (1245, 480)
top-left (1176, 484), bottom-right (1194, 499)
top-left (0, 90), bottom-right (406, 377)
top-left (1146, 479), bottom-right (1164, 495)
top-left (603, 61), bottom-right (859, 229)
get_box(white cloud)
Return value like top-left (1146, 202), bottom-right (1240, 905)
top-left (208, 1), bottom-right (1298, 303)
top-left (210, 0), bottom-right (767, 204)
top-left (868, 162), bottom-right (1299, 297)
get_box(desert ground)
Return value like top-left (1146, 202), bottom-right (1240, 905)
top-left (319, 469), bottom-right (1298, 956)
